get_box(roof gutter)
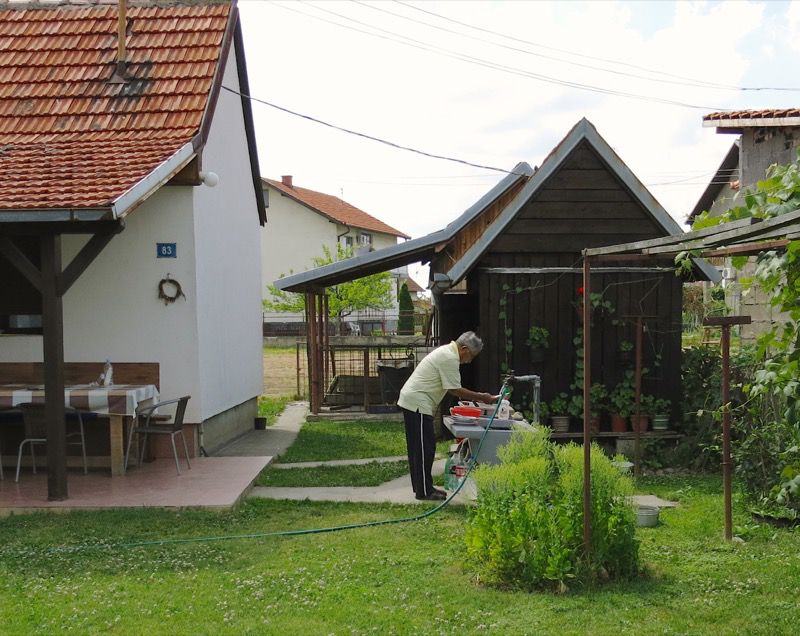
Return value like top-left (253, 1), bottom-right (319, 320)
top-left (0, 208), bottom-right (111, 223)
top-left (111, 142), bottom-right (196, 219)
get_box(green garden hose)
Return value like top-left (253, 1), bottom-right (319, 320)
top-left (105, 384), bottom-right (513, 551)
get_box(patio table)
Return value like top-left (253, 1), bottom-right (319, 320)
top-left (0, 383), bottom-right (159, 476)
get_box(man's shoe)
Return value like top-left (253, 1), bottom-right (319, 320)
top-left (415, 488), bottom-right (447, 501)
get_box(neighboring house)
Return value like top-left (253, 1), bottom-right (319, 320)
top-left (690, 109), bottom-right (800, 340)
top-left (0, 0), bottom-right (265, 457)
top-left (276, 119), bottom-right (718, 417)
top-left (261, 176), bottom-right (411, 334)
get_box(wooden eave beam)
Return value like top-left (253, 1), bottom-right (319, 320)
top-left (167, 155), bottom-right (202, 186)
top-left (643, 211), bottom-right (800, 255)
top-left (586, 216), bottom-right (758, 256)
top-left (0, 236), bottom-right (43, 292)
top-left (701, 239), bottom-right (790, 258)
top-left (58, 225), bottom-right (125, 295)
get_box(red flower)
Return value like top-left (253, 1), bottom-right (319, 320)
top-left (577, 287), bottom-right (584, 296)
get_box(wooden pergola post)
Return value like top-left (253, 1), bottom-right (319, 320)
top-left (582, 252), bottom-right (592, 557)
top-left (704, 315), bottom-right (751, 541)
top-left (306, 291), bottom-right (320, 414)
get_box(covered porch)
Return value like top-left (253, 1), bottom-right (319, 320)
top-left (0, 455), bottom-right (269, 515)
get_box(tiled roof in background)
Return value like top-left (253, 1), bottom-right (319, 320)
top-left (0, 1), bottom-right (231, 210)
top-left (265, 178), bottom-right (410, 239)
top-left (704, 109), bottom-right (800, 122)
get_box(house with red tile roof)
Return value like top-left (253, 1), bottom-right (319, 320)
top-left (691, 109), bottom-right (800, 341)
top-left (0, 0), bottom-right (266, 474)
top-left (262, 176), bottom-right (415, 335)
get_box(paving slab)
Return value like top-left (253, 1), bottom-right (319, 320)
top-left (249, 458), bottom-right (475, 505)
top-left (631, 494), bottom-right (678, 508)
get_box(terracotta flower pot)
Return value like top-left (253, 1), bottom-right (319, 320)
top-left (611, 413), bottom-right (627, 433)
top-left (630, 415), bottom-right (649, 433)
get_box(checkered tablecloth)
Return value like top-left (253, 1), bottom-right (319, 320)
top-left (0, 384), bottom-right (159, 415)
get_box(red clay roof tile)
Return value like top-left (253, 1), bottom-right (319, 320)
top-left (704, 109), bottom-right (800, 122)
top-left (0, 1), bottom-right (231, 211)
top-left (264, 178), bottom-right (410, 239)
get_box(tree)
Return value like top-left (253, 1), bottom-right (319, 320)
top-left (397, 282), bottom-right (414, 334)
top-left (265, 243), bottom-right (393, 333)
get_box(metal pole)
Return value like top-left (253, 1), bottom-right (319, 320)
top-left (582, 252), bottom-right (592, 557)
top-left (721, 324), bottom-right (732, 541)
top-left (633, 316), bottom-right (643, 478)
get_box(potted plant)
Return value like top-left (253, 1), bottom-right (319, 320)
top-left (609, 372), bottom-right (635, 432)
top-left (526, 325), bottom-right (550, 363)
top-left (548, 393), bottom-right (570, 433)
top-left (631, 394), bottom-right (653, 433)
top-left (589, 383), bottom-right (609, 433)
top-left (651, 397), bottom-right (671, 430)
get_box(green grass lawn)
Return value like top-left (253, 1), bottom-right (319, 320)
top-left (257, 395), bottom-right (292, 425)
top-left (1, 475), bottom-right (798, 634)
top-left (256, 460), bottom-right (410, 487)
top-left (275, 419), bottom-right (450, 464)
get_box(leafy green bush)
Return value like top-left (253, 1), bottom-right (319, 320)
top-left (465, 430), bottom-right (638, 591)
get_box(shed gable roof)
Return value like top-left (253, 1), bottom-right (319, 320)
top-left (264, 178), bottom-right (410, 239)
top-left (273, 162), bottom-right (533, 291)
top-left (444, 118), bottom-right (713, 285)
top-left (0, 0), bottom-right (248, 218)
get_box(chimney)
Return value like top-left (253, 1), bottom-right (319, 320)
top-left (108, 0), bottom-right (129, 84)
top-left (281, 175), bottom-right (293, 188)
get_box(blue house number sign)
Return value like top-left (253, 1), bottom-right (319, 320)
top-left (157, 243), bottom-right (177, 258)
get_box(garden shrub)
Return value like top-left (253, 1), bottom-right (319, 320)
top-left (465, 430), bottom-right (639, 591)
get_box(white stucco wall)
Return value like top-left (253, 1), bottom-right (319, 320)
top-left (262, 188), bottom-right (338, 293)
top-left (0, 187), bottom-right (203, 420)
top-left (193, 43), bottom-right (263, 418)
top-left (261, 189), bottom-right (404, 323)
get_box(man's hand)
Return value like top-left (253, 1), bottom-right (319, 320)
top-left (481, 393), bottom-right (501, 404)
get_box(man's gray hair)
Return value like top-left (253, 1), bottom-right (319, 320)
top-left (456, 331), bottom-right (483, 354)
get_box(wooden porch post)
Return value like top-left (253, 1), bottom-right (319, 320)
top-left (307, 292), bottom-right (319, 414)
top-left (40, 234), bottom-right (68, 500)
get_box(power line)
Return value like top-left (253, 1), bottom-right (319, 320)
top-left (221, 86), bottom-right (523, 176)
top-left (274, 1), bottom-right (726, 110)
top-left (394, 0), bottom-right (800, 93)
top-left (355, 0), bottom-right (736, 92)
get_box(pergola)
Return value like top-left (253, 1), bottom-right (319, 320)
top-left (579, 208), bottom-right (800, 550)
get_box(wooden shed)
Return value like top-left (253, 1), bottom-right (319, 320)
top-left (276, 119), bottom-right (719, 420)
top-left (432, 119), bottom-right (717, 417)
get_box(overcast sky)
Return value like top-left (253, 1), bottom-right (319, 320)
top-left (237, 0), bottom-right (800, 285)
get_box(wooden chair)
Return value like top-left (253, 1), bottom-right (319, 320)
top-left (15, 403), bottom-right (88, 482)
top-left (124, 396), bottom-right (191, 475)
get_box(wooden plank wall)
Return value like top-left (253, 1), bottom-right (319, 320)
top-left (0, 362), bottom-right (160, 389)
top-left (441, 141), bottom-right (684, 415)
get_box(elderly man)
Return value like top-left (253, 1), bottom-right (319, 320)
top-left (398, 331), bottom-right (498, 501)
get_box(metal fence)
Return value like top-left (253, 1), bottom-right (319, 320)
top-left (295, 342), bottom-right (436, 409)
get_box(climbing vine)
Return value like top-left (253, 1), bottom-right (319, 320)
top-left (682, 149), bottom-right (800, 517)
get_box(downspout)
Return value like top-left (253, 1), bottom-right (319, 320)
top-left (430, 272), bottom-right (451, 346)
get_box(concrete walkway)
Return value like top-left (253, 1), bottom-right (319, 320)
top-left (216, 401), bottom-right (308, 458)
top-left (218, 401), bottom-right (676, 509)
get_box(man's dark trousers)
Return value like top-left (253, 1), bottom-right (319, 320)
top-left (401, 407), bottom-right (435, 497)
